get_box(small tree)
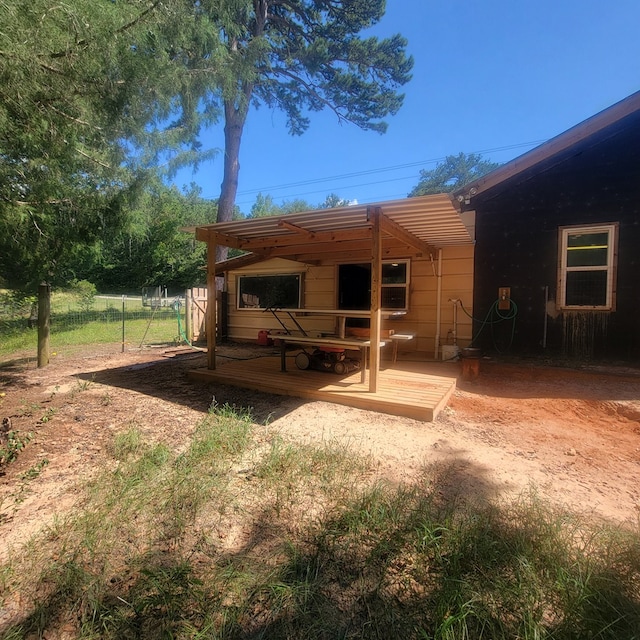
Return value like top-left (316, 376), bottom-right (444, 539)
top-left (71, 280), bottom-right (97, 313)
top-left (249, 193), bottom-right (314, 218)
top-left (320, 193), bottom-right (352, 208)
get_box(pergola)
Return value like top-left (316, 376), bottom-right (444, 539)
top-left (194, 193), bottom-right (474, 392)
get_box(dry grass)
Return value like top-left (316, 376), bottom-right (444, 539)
top-left (0, 405), bottom-right (639, 639)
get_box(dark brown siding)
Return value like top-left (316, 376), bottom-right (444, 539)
top-left (470, 112), bottom-right (640, 361)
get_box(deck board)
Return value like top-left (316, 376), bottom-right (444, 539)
top-left (188, 354), bottom-right (457, 421)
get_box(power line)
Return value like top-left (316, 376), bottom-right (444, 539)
top-left (234, 173), bottom-right (422, 208)
top-left (235, 139), bottom-right (547, 199)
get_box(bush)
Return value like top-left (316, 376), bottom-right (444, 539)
top-left (70, 279), bottom-right (97, 313)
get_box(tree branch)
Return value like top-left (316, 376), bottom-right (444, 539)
top-left (49, 105), bottom-right (102, 130)
top-left (75, 147), bottom-right (112, 170)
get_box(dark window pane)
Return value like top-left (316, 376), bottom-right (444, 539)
top-left (565, 270), bottom-right (608, 306)
top-left (238, 275), bottom-right (301, 309)
top-left (338, 263), bottom-right (371, 310)
top-left (567, 231), bottom-right (608, 248)
top-left (567, 247), bottom-right (608, 267)
top-left (381, 287), bottom-right (406, 309)
top-left (566, 231), bottom-right (609, 267)
top-left (382, 263), bottom-right (407, 284)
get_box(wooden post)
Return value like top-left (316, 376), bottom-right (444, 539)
top-left (206, 233), bottom-right (217, 369)
top-left (37, 282), bottom-right (51, 368)
top-left (185, 289), bottom-right (192, 344)
top-left (369, 207), bottom-right (382, 392)
top-left (121, 295), bottom-right (126, 353)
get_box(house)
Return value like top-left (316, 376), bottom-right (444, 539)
top-left (454, 91), bottom-right (640, 362)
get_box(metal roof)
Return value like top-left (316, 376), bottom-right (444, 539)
top-left (195, 193), bottom-right (474, 250)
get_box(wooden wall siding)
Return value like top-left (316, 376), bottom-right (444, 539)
top-left (224, 247), bottom-right (474, 356)
top-left (470, 111), bottom-right (640, 360)
top-left (188, 287), bottom-right (207, 343)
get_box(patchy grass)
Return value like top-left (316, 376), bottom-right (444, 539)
top-left (1, 407), bottom-right (639, 639)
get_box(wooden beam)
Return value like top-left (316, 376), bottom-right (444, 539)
top-left (376, 210), bottom-right (435, 256)
top-left (369, 207), bottom-right (382, 393)
top-left (287, 244), bottom-right (418, 264)
top-left (206, 231), bottom-right (217, 370)
top-left (195, 227), bottom-right (246, 250)
top-left (273, 238), bottom-right (373, 257)
top-left (214, 252), bottom-right (268, 275)
top-left (240, 227), bottom-right (372, 251)
top-left (272, 237), bottom-right (418, 259)
top-left (278, 219), bottom-right (316, 238)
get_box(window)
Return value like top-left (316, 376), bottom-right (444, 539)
top-left (381, 262), bottom-right (410, 310)
top-left (558, 224), bottom-right (617, 310)
top-left (338, 261), bottom-right (410, 311)
top-left (237, 274), bottom-right (303, 309)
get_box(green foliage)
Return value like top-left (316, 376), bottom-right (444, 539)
top-left (209, 0), bottom-right (413, 227)
top-left (0, 0), bottom-right (220, 292)
top-left (249, 193), bottom-right (315, 218)
top-left (248, 191), bottom-right (355, 218)
top-left (320, 193), bottom-right (353, 208)
top-left (70, 280), bottom-right (97, 313)
top-left (409, 152), bottom-right (501, 196)
top-left (89, 182), bottom-right (215, 291)
top-left (0, 430), bottom-right (33, 466)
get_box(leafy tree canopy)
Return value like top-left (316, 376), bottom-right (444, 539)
top-left (408, 152), bottom-right (501, 197)
top-left (88, 181), bottom-right (217, 293)
top-left (320, 193), bottom-right (354, 208)
top-left (0, 0), bottom-right (219, 291)
top-left (249, 193), bottom-right (314, 218)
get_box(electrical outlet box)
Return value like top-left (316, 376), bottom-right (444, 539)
top-left (498, 287), bottom-right (511, 310)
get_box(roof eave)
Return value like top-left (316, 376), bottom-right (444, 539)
top-left (453, 90), bottom-right (640, 202)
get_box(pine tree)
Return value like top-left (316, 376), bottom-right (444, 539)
top-left (196, 0), bottom-right (413, 256)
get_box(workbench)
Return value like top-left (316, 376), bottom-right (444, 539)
top-left (278, 334), bottom-right (387, 383)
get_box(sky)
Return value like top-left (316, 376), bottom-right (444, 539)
top-left (170, 0), bottom-right (640, 215)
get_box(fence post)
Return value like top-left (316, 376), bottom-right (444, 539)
top-left (122, 295), bottom-right (126, 353)
top-left (37, 282), bottom-right (51, 368)
top-left (185, 289), bottom-right (192, 345)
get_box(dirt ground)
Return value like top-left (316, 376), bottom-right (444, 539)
top-left (1, 343), bottom-right (639, 562)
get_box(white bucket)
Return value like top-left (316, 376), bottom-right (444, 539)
top-left (441, 345), bottom-right (460, 361)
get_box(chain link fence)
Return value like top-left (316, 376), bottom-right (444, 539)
top-left (0, 293), bottom-right (190, 357)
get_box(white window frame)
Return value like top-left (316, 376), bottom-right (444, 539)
top-left (558, 223), bottom-right (618, 311)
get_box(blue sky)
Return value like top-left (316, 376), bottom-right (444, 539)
top-left (170, 0), bottom-right (640, 214)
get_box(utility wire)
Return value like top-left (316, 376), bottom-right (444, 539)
top-left (235, 139), bottom-right (547, 199)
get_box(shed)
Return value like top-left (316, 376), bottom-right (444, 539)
top-left (194, 194), bottom-right (476, 394)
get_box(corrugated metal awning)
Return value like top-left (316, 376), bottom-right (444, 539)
top-left (195, 193), bottom-right (473, 257)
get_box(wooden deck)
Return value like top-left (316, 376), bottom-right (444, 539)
top-left (188, 353), bottom-right (458, 422)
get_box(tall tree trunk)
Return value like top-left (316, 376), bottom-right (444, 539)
top-left (216, 100), bottom-right (248, 261)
